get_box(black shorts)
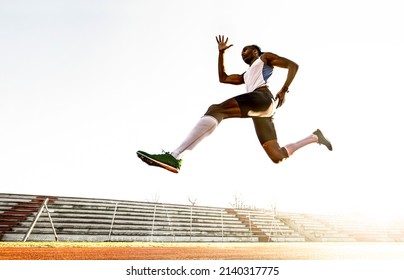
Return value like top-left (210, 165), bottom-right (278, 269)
top-left (234, 86), bottom-right (275, 118)
top-left (235, 87), bottom-right (277, 143)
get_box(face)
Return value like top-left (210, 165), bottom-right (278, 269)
top-left (241, 46), bottom-right (258, 65)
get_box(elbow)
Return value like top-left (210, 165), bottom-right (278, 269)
top-left (218, 74), bottom-right (227, 83)
top-left (292, 62), bottom-right (299, 72)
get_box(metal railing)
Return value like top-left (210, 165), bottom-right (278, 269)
top-left (23, 198), bottom-right (58, 242)
top-left (108, 202), bottom-right (119, 241)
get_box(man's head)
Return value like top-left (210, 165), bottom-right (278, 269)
top-left (241, 45), bottom-right (262, 65)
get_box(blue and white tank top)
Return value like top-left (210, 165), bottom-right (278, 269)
top-left (243, 57), bottom-right (273, 92)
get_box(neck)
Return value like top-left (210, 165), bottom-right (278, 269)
top-left (248, 57), bottom-right (259, 66)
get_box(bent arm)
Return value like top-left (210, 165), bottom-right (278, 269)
top-left (262, 52), bottom-right (299, 108)
top-left (218, 51), bottom-right (244, 85)
top-left (262, 52), bottom-right (299, 91)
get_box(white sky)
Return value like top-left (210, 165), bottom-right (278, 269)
top-left (1, 0), bottom-right (403, 219)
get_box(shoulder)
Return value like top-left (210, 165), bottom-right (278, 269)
top-left (260, 52), bottom-right (279, 65)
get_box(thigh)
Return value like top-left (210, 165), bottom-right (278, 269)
top-left (234, 87), bottom-right (274, 118)
top-left (205, 97), bottom-right (242, 121)
top-left (252, 117), bottom-right (277, 144)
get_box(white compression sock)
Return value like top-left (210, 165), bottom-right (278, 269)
top-left (171, 115), bottom-right (219, 159)
top-left (284, 134), bottom-right (318, 156)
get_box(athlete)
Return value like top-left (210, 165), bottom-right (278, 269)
top-left (137, 35), bottom-right (332, 173)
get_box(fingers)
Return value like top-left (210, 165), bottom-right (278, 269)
top-left (275, 94), bottom-right (285, 108)
top-left (215, 35), bottom-right (228, 43)
top-left (216, 35), bottom-right (233, 52)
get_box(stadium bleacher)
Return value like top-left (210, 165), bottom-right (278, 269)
top-left (1, 193), bottom-right (404, 242)
top-left (0, 193), bottom-right (257, 242)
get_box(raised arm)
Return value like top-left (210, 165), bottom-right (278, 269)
top-left (216, 35), bottom-right (244, 85)
top-left (261, 52), bottom-right (299, 108)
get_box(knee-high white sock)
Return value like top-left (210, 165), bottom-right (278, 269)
top-left (171, 115), bottom-right (219, 159)
top-left (284, 134), bottom-right (318, 156)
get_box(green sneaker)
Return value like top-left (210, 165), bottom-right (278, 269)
top-left (313, 129), bottom-right (333, 151)
top-left (137, 150), bottom-right (182, 173)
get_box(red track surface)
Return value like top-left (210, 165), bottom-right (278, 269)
top-left (1, 243), bottom-right (404, 260)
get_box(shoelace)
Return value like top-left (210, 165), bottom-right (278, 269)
top-left (160, 149), bottom-right (171, 155)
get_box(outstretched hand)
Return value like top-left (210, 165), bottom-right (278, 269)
top-left (216, 35), bottom-right (233, 52)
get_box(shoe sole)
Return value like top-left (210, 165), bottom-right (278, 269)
top-left (137, 151), bottom-right (179, 174)
top-left (315, 130), bottom-right (332, 151)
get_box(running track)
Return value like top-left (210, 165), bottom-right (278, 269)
top-left (1, 242), bottom-right (404, 260)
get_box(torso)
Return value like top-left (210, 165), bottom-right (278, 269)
top-left (243, 57), bottom-right (273, 92)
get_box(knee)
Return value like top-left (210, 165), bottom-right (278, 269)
top-left (205, 104), bottom-right (222, 120)
top-left (205, 104), bottom-right (220, 115)
top-left (269, 155), bottom-right (287, 164)
top-left (262, 141), bottom-right (289, 164)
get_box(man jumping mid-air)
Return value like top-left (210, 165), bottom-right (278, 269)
top-left (137, 35), bottom-right (332, 173)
